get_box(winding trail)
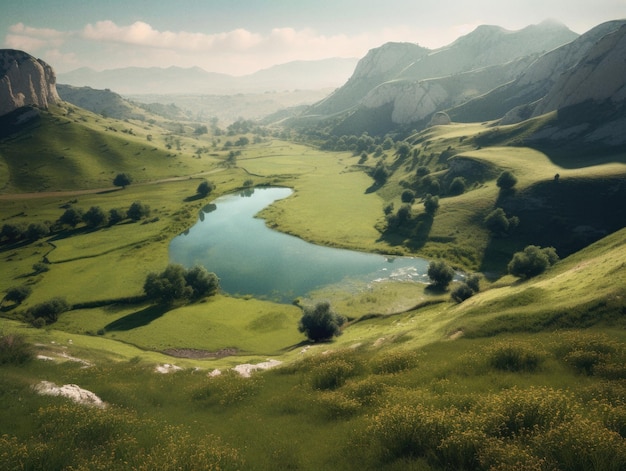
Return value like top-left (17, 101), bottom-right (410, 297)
top-left (0, 168), bottom-right (226, 201)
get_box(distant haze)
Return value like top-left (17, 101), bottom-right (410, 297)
top-left (1, 0), bottom-right (624, 74)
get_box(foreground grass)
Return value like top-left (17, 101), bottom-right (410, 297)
top-left (2, 326), bottom-right (626, 470)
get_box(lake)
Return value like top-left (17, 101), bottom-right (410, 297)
top-left (169, 187), bottom-right (432, 303)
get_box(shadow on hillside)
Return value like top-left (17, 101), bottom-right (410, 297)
top-left (104, 304), bottom-right (169, 331)
top-left (377, 213), bottom-right (433, 250)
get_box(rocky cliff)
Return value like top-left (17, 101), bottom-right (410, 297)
top-left (303, 21), bottom-right (578, 131)
top-left (0, 49), bottom-right (60, 116)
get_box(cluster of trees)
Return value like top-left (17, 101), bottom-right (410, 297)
top-left (0, 201), bottom-right (152, 245)
top-left (143, 264), bottom-right (219, 305)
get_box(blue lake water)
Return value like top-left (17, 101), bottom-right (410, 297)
top-left (169, 187), bottom-right (432, 303)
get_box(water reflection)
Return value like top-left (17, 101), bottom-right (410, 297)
top-left (170, 187), bottom-right (432, 303)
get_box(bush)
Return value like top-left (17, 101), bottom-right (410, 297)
top-left (4, 285), bottom-right (32, 304)
top-left (423, 193), bottom-right (439, 216)
top-left (82, 206), bottom-right (108, 227)
top-left (372, 350), bottom-right (419, 374)
top-left (108, 208), bottom-right (125, 225)
top-left (496, 170), bottom-right (518, 190)
top-left (400, 189), bottom-right (415, 203)
top-left (298, 301), bottom-right (345, 342)
top-left (484, 208), bottom-right (519, 235)
top-left (0, 332), bottom-right (34, 364)
top-left (451, 283), bottom-right (474, 303)
top-left (310, 358), bottom-right (355, 390)
top-left (127, 201), bottom-right (151, 221)
top-left (25, 222), bottom-right (50, 240)
top-left (28, 297), bottom-right (70, 324)
top-left (448, 176), bottom-right (466, 196)
top-left (487, 341), bottom-right (544, 372)
top-left (197, 180), bottom-right (215, 197)
top-left (58, 207), bottom-right (83, 227)
top-left (508, 245), bottom-right (559, 279)
top-left (427, 260), bottom-right (454, 288)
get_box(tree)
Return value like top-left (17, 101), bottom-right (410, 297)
top-left (484, 208), bottom-right (519, 236)
top-left (144, 264), bottom-right (191, 304)
top-left (423, 194), bottom-right (439, 216)
top-left (1, 223), bottom-right (27, 243)
top-left (298, 301), bottom-right (345, 342)
top-left (143, 264), bottom-right (219, 305)
top-left (194, 125), bottom-right (208, 135)
top-left (25, 222), bottom-right (50, 241)
top-left (396, 142), bottom-right (411, 159)
top-left (401, 189), bottom-right (415, 203)
top-left (184, 266), bottom-right (219, 299)
top-left (508, 245), bottom-right (559, 280)
top-left (448, 177), bottom-right (466, 196)
top-left (59, 207), bottom-right (84, 227)
top-left (372, 161), bottom-right (390, 185)
top-left (197, 180), bottom-right (215, 197)
top-left (127, 201), bottom-right (151, 221)
top-left (113, 173), bottom-right (132, 189)
top-left (108, 208), bottom-right (125, 225)
top-left (497, 171), bottom-right (518, 191)
top-left (427, 260), bottom-right (455, 288)
top-left (451, 283), bottom-right (474, 303)
top-left (82, 206), bottom-right (108, 228)
top-left (4, 285), bottom-right (32, 305)
top-left (28, 297), bottom-right (70, 325)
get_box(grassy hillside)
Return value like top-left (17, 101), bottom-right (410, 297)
top-left (1, 103), bottom-right (626, 470)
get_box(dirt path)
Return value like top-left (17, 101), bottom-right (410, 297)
top-left (0, 168), bottom-right (226, 201)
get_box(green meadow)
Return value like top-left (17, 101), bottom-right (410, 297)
top-left (1, 104), bottom-right (626, 469)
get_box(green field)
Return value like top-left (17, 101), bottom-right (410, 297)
top-left (1, 105), bottom-right (626, 470)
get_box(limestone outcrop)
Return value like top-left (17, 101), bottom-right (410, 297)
top-left (0, 49), bottom-right (60, 116)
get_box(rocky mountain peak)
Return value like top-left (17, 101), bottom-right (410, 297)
top-left (0, 49), bottom-right (60, 116)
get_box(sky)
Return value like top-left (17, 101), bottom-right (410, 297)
top-left (2, 0), bottom-right (626, 76)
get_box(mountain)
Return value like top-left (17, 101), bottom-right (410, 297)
top-left (0, 49), bottom-right (60, 116)
top-left (57, 58), bottom-right (359, 95)
top-left (449, 19), bottom-right (626, 124)
top-left (300, 20), bottom-right (578, 132)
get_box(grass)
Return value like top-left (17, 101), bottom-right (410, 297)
top-left (1, 104), bottom-right (626, 469)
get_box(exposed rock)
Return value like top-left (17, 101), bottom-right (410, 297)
top-left (428, 111), bottom-right (452, 127)
top-left (531, 24), bottom-right (626, 117)
top-left (0, 49), bottom-right (60, 116)
top-left (33, 381), bottom-right (106, 408)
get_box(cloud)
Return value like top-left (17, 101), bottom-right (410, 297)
top-left (82, 20), bottom-right (262, 52)
top-left (4, 23), bottom-right (68, 51)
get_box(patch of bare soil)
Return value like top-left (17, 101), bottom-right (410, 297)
top-left (162, 347), bottom-right (238, 359)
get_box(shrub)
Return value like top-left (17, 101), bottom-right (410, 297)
top-left (486, 341), bottom-right (544, 372)
top-left (58, 207), bottom-right (83, 227)
top-left (427, 260), bottom-right (454, 288)
top-left (0, 332), bottom-right (34, 364)
top-left (423, 193), bottom-right (439, 216)
top-left (451, 283), bottom-right (474, 303)
top-left (372, 350), bottom-right (419, 374)
top-left (496, 170), bottom-right (517, 190)
top-left (28, 297), bottom-right (70, 324)
top-left (82, 206), bottom-right (108, 227)
top-left (400, 189), bottom-right (415, 203)
top-left (508, 245), bottom-right (559, 279)
top-left (448, 176), bottom-right (466, 196)
top-left (107, 208), bottom-right (125, 225)
top-left (127, 201), bottom-right (151, 221)
top-left (196, 180), bottom-right (215, 197)
top-left (3, 285), bottom-right (32, 304)
top-left (484, 207), bottom-right (519, 235)
top-left (298, 301), bottom-right (345, 342)
top-left (25, 222), bottom-right (50, 240)
top-left (310, 358), bottom-right (355, 390)
top-left (416, 166), bottom-right (430, 177)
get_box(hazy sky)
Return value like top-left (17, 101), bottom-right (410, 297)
top-left (3, 0), bottom-right (625, 75)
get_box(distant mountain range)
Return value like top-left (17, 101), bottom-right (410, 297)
top-left (285, 19), bottom-right (626, 149)
top-left (57, 58), bottom-right (359, 95)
